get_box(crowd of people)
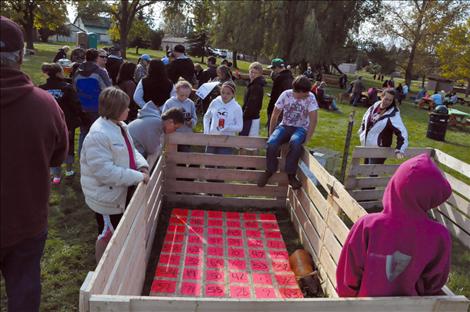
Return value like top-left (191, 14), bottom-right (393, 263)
top-left (0, 15), bottom-right (454, 311)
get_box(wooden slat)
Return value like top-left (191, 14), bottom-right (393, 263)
top-left (352, 146), bottom-right (433, 159)
top-left (79, 271), bottom-right (94, 312)
top-left (167, 132), bottom-right (267, 149)
top-left (322, 228), bottom-right (342, 264)
top-left (145, 184), bottom-right (163, 251)
top-left (443, 173), bottom-right (470, 200)
top-left (359, 201), bottom-right (383, 210)
top-left (165, 180), bottom-right (286, 197)
top-left (348, 164), bottom-right (400, 176)
top-left (431, 210), bottom-right (470, 249)
top-left (166, 165), bottom-right (287, 184)
top-left (434, 149), bottom-right (470, 179)
top-left (165, 194), bottom-right (285, 209)
top-left (350, 189), bottom-right (385, 201)
top-left (319, 245), bottom-right (337, 287)
top-left (345, 176), bottom-right (390, 189)
top-left (297, 169), bottom-right (329, 217)
top-left (145, 199), bottom-right (163, 262)
top-left (437, 202), bottom-right (470, 235)
top-left (166, 152), bottom-right (268, 169)
top-left (447, 192), bottom-right (470, 217)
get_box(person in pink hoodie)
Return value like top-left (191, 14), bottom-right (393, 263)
top-left (336, 153), bottom-right (452, 297)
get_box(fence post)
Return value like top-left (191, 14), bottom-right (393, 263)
top-left (339, 110), bottom-right (356, 183)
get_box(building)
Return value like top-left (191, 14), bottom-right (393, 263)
top-left (338, 63), bottom-right (357, 74)
top-left (161, 36), bottom-right (189, 51)
top-left (427, 75), bottom-right (454, 93)
top-left (49, 16), bottom-right (112, 44)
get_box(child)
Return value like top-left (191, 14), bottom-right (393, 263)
top-left (240, 62), bottom-right (265, 138)
top-left (203, 81), bottom-right (243, 154)
top-left (80, 87), bottom-right (149, 259)
top-left (39, 63), bottom-right (82, 184)
top-left (336, 154), bottom-right (452, 297)
top-left (258, 75), bottom-right (319, 190)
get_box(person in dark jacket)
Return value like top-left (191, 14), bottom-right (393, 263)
top-left (116, 61), bottom-right (138, 122)
top-left (0, 16), bottom-right (68, 312)
top-left (53, 45), bottom-right (70, 63)
top-left (40, 63), bottom-right (82, 183)
top-left (199, 56), bottom-right (217, 85)
top-left (168, 44), bottom-right (195, 85)
top-left (106, 46), bottom-right (123, 85)
top-left (267, 58), bottom-right (294, 130)
top-left (240, 62), bottom-right (265, 137)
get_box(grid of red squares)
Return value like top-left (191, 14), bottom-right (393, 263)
top-left (150, 208), bottom-right (303, 299)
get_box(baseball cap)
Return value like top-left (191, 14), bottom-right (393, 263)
top-left (268, 58), bottom-right (285, 69)
top-left (0, 16), bottom-right (24, 52)
top-left (174, 44), bottom-right (185, 53)
top-left (140, 54), bottom-right (151, 61)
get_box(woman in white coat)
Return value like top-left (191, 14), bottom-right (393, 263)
top-left (80, 87), bottom-right (149, 246)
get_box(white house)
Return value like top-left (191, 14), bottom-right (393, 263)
top-left (50, 16), bottom-right (112, 44)
top-left (162, 36), bottom-right (189, 51)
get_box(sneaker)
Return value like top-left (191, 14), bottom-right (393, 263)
top-left (288, 174), bottom-right (302, 190)
top-left (65, 170), bottom-right (75, 177)
top-left (257, 171), bottom-right (273, 187)
top-left (52, 177), bottom-right (61, 185)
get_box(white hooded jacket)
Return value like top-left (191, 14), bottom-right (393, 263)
top-left (203, 96), bottom-right (243, 136)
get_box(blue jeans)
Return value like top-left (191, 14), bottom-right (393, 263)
top-left (351, 92), bottom-right (361, 106)
top-left (0, 230), bottom-right (47, 312)
top-left (266, 125), bottom-right (306, 175)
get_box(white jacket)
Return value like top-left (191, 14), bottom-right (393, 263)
top-left (80, 117), bottom-right (148, 215)
top-left (203, 96), bottom-right (243, 136)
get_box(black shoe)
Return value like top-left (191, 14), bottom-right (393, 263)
top-left (288, 174), bottom-right (302, 190)
top-left (257, 171), bottom-right (273, 187)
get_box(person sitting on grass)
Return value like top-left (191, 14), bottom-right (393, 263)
top-left (336, 153), bottom-right (452, 297)
top-left (258, 75), bottom-right (319, 190)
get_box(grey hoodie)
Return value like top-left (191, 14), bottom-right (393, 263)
top-left (127, 102), bottom-right (163, 157)
top-left (162, 96), bottom-right (197, 133)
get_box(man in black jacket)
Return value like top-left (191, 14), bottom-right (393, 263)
top-left (198, 56), bottom-right (217, 85)
top-left (240, 62), bottom-right (265, 137)
top-left (168, 44), bottom-right (195, 85)
top-left (266, 58), bottom-right (293, 130)
top-left (105, 46), bottom-right (123, 85)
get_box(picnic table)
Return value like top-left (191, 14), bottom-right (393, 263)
top-left (448, 108), bottom-right (470, 127)
top-left (418, 96), bottom-right (435, 110)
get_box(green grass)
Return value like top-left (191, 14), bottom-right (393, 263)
top-left (1, 42), bottom-right (468, 310)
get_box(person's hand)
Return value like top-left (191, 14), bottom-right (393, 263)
top-left (142, 172), bottom-right (150, 184)
top-left (139, 167), bottom-right (149, 175)
top-left (396, 152), bottom-right (405, 159)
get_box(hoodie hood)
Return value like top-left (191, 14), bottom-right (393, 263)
top-left (382, 153), bottom-right (451, 218)
top-left (77, 61), bottom-right (100, 77)
top-left (0, 67), bottom-right (35, 108)
top-left (138, 101), bottom-right (161, 119)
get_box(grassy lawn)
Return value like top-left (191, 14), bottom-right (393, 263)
top-left (1, 42), bottom-right (469, 310)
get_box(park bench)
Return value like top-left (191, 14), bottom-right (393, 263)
top-left (79, 134), bottom-right (469, 312)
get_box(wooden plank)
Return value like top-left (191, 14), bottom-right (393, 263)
top-left (437, 202), bottom-right (470, 235)
top-left (297, 169), bottom-right (328, 217)
top-left (145, 184), bottom-right (163, 251)
top-left (145, 199), bottom-right (163, 262)
top-left (322, 228), bottom-right (342, 264)
top-left (345, 176), bottom-right (390, 189)
top-left (79, 271), bottom-right (94, 312)
top-left (319, 245), bottom-right (338, 288)
top-left (165, 194), bottom-right (285, 209)
top-left (431, 210), bottom-right (470, 249)
top-left (166, 151), bottom-right (268, 169)
top-left (165, 180), bottom-right (287, 197)
top-left (443, 173), bottom-right (470, 200)
top-left (295, 188), bottom-right (326, 237)
top-left (348, 164), bottom-right (400, 176)
top-left (352, 146), bottom-right (433, 159)
top-left (447, 192), bottom-right (470, 217)
top-left (434, 149), bottom-right (470, 179)
top-left (350, 189), bottom-right (384, 201)
top-left (166, 165), bottom-right (288, 184)
top-left (359, 201), bottom-right (383, 210)
top-left (167, 132), bottom-right (267, 149)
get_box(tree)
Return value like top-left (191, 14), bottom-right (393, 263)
top-left (381, 0), bottom-right (470, 85)
top-left (35, 2), bottom-right (68, 42)
top-left (187, 0), bottom-right (214, 63)
top-left (188, 31), bottom-right (209, 63)
top-left (365, 42), bottom-right (399, 75)
top-left (437, 18), bottom-right (470, 96)
top-left (73, 0), bottom-right (110, 20)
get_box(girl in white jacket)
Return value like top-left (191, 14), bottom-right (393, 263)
top-left (203, 81), bottom-right (243, 154)
top-left (80, 87), bottom-right (149, 244)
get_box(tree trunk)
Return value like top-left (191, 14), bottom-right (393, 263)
top-left (331, 63), bottom-right (344, 75)
top-left (136, 46), bottom-right (139, 55)
top-left (232, 50), bottom-right (238, 69)
top-left (421, 74), bottom-right (426, 89)
top-left (23, 4), bottom-right (35, 50)
top-left (466, 78), bottom-right (470, 97)
top-left (404, 41), bottom-right (418, 86)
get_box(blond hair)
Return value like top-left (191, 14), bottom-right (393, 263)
top-left (175, 80), bottom-right (192, 91)
top-left (249, 62), bottom-right (263, 74)
top-left (98, 87), bottom-right (129, 120)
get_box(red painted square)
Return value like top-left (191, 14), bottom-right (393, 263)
top-left (187, 235), bottom-right (203, 244)
top-left (262, 222), bottom-right (279, 231)
top-left (243, 213), bottom-right (257, 220)
top-left (275, 273), bottom-right (298, 287)
top-left (248, 249), bottom-right (266, 259)
top-left (207, 236), bottom-right (224, 245)
top-left (226, 229), bottom-right (242, 237)
top-left (226, 211), bottom-right (240, 219)
top-left (226, 220), bottom-right (241, 228)
top-left (205, 270), bottom-right (224, 283)
top-left (269, 250), bottom-right (289, 261)
top-left (205, 284), bottom-right (225, 297)
top-left (207, 227), bottom-right (223, 236)
top-left (272, 261), bottom-right (291, 272)
top-left (251, 260), bottom-right (269, 272)
top-left (168, 225), bottom-right (186, 233)
top-left (169, 216), bottom-right (187, 225)
top-left (208, 210), bottom-right (223, 218)
top-left (155, 266), bottom-right (179, 278)
top-left (186, 245), bottom-right (203, 255)
top-left (227, 238), bottom-right (243, 247)
top-left (180, 282), bottom-right (201, 296)
top-left (265, 231), bottom-right (282, 239)
top-left (161, 243), bottom-right (182, 253)
top-left (255, 287), bottom-right (277, 299)
top-left (208, 219), bottom-right (223, 227)
top-left (206, 257), bottom-right (224, 269)
top-left (228, 247), bottom-right (244, 258)
top-left (183, 268), bottom-right (201, 280)
top-left (191, 209), bottom-right (205, 217)
top-left (246, 230), bottom-right (261, 238)
top-left (172, 208), bottom-right (189, 217)
top-left (158, 254), bottom-right (181, 266)
top-left (267, 240), bottom-right (286, 250)
top-left (207, 246), bottom-right (224, 257)
top-left (247, 239), bottom-right (264, 249)
top-left (229, 271), bottom-right (249, 284)
top-left (164, 233), bottom-right (184, 243)
top-left (230, 286), bottom-right (251, 298)
top-left (151, 280), bottom-right (177, 294)
top-left (260, 213), bottom-right (276, 221)
top-left (279, 288), bottom-right (303, 298)
top-left (188, 226), bottom-right (204, 235)
top-left (190, 217), bottom-right (205, 226)
top-left (253, 273), bottom-right (273, 285)
top-left (228, 259), bottom-right (246, 270)
top-left (244, 221), bottom-right (259, 228)
top-left (185, 256), bottom-right (202, 267)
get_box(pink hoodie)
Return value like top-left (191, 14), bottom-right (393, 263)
top-left (336, 154), bottom-right (452, 297)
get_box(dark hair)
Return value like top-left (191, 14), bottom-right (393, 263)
top-left (147, 59), bottom-right (168, 81)
top-left (208, 56), bottom-right (216, 65)
top-left (41, 62), bottom-right (63, 78)
top-left (221, 59), bottom-right (229, 65)
top-left (117, 61), bottom-right (137, 85)
top-left (217, 65), bottom-right (231, 81)
top-left (292, 75), bottom-right (312, 93)
top-left (85, 48), bottom-right (99, 62)
top-left (162, 107), bottom-right (185, 124)
top-left (383, 88), bottom-right (397, 106)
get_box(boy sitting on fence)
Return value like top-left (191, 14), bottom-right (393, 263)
top-left (258, 75), bottom-right (319, 190)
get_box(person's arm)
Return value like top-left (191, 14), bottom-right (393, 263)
top-left (190, 100), bottom-right (197, 128)
top-left (203, 102), bottom-right (213, 134)
top-left (133, 80), bottom-right (146, 108)
top-left (269, 107), bottom-right (282, 136)
top-left (99, 68), bottom-right (112, 87)
top-left (49, 101), bottom-right (69, 167)
top-left (221, 105), bottom-right (243, 134)
top-left (306, 110), bottom-right (318, 143)
top-left (389, 113), bottom-right (408, 157)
